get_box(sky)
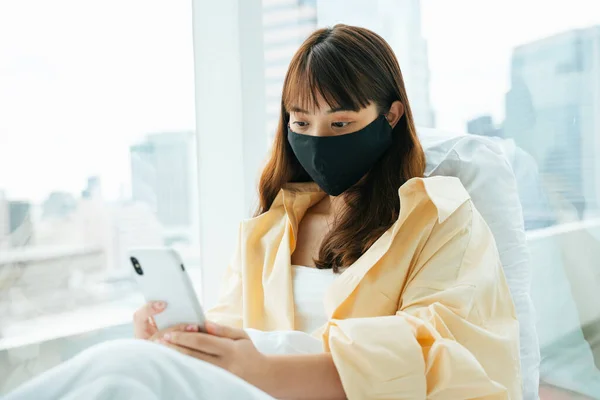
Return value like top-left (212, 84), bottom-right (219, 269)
top-left (0, 0), bottom-right (196, 203)
top-left (0, 0), bottom-right (599, 203)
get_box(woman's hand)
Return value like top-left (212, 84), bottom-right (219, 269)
top-left (132, 301), bottom-right (166, 339)
top-left (151, 321), bottom-right (270, 387)
top-left (152, 322), bottom-right (346, 399)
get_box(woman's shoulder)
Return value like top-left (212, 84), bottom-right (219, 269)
top-left (399, 176), bottom-right (473, 225)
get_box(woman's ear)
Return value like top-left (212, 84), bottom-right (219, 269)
top-left (385, 101), bottom-right (405, 128)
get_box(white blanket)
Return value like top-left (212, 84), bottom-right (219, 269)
top-left (5, 331), bottom-right (324, 400)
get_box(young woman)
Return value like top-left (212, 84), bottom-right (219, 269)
top-left (6, 25), bottom-right (521, 400)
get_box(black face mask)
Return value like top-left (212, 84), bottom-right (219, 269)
top-left (287, 114), bottom-right (393, 196)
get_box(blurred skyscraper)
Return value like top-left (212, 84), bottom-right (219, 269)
top-left (81, 176), bottom-right (102, 199)
top-left (317, 0), bottom-right (435, 128)
top-left (0, 191), bottom-right (8, 248)
top-left (110, 202), bottom-right (164, 269)
top-left (263, 0), bottom-right (318, 141)
top-left (8, 200), bottom-right (33, 247)
top-left (130, 132), bottom-right (196, 243)
top-left (42, 192), bottom-right (77, 219)
top-left (504, 26), bottom-right (600, 220)
top-left (467, 115), bottom-right (502, 137)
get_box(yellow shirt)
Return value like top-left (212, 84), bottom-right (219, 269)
top-left (207, 176), bottom-right (522, 399)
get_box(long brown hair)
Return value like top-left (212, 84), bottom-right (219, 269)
top-left (256, 24), bottom-right (425, 272)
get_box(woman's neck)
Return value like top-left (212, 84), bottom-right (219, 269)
top-left (311, 194), bottom-right (346, 219)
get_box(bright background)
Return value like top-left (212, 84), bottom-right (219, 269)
top-left (1, 0), bottom-right (600, 397)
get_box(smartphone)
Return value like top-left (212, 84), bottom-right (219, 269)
top-left (129, 247), bottom-right (206, 331)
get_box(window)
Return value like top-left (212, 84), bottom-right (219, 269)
top-left (0, 0), bottom-right (198, 356)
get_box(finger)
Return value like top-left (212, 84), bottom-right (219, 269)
top-left (164, 331), bottom-right (230, 356)
top-left (205, 321), bottom-right (249, 340)
top-left (157, 340), bottom-right (223, 367)
top-left (133, 319), bottom-right (153, 339)
top-left (149, 323), bottom-right (191, 341)
top-left (133, 301), bottom-right (166, 324)
top-left (150, 323), bottom-right (199, 340)
top-left (136, 323), bottom-right (157, 340)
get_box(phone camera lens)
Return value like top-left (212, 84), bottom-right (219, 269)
top-left (130, 257), bottom-right (143, 275)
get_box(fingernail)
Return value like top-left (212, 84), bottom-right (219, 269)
top-left (163, 333), bottom-right (171, 341)
top-left (185, 324), bottom-right (198, 332)
top-left (153, 301), bottom-right (166, 310)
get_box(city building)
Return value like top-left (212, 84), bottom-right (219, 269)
top-left (81, 176), bottom-right (102, 199)
top-left (42, 191), bottom-right (77, 219)
top-left (8, 200), bottom-right (33, 247)
top-left (467, 115), bottom-right (503, 137)
top-left (317, 0), bottom-right (435, 128)
top-left (263, 0), bottom-right (318, 142)
top-left (0, 191), bottom-right (8, 249)
top-left (109, 201), bottom-right (164, 270)
top-left (130, 132), bottom-right (197, 243)
top-left (34, 196), bottom-right (163, 272)
top-left (504, 25), bottom-right (600, 220)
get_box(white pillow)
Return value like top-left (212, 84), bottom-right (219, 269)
top-left (418, 127), bottom-right (540, 400)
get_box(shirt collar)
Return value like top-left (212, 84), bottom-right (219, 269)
top-left (270, 176), bottom-right (470, 241)
top-left (271, 182), bottom-right (327, 248)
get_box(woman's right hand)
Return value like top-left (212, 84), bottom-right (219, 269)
top-left (133, 301), bottom-right (166, 339)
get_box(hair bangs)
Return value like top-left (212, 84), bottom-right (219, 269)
top-left (283, 48), bottom-right (373, 114)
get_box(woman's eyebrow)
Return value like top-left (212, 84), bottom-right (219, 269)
top-left (289, 106), bottom-right (356, 114)
top-left (327, 106), bottom-right (356, 114)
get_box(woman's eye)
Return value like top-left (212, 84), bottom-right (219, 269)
top-left (332, 122), bottom-right (351, 128)
top-left (292, 121), bottom-right (308, 127)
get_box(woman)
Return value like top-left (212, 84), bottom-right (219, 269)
top-left (6, 25), bottom-right (521, 400)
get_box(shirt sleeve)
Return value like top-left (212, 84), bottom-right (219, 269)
top-left (323, 201), bottom-right (522, 399)
top-left (205, 224), bottom-right (244, 328)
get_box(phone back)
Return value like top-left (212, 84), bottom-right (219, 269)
top-left (129, 247), bottom-right (205, 330)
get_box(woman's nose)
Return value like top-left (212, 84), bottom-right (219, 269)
top-left (306, 128), bottom-right (336, 137)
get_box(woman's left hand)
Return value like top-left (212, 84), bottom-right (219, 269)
top-left (150, 321), bottom-right (269, 386)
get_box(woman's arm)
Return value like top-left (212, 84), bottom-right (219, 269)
top-left (155, 322), bottom-right (346, 399)
top-left (320, 200), bottom-right (522, 399)
top-left (260, 353), bottom-right (345, 400)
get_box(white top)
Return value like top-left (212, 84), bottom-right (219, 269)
top-left (292, 265), bottom-right (337, 333)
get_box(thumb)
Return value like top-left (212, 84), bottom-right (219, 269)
top-left (205, 321), bottom-right (248, 340)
